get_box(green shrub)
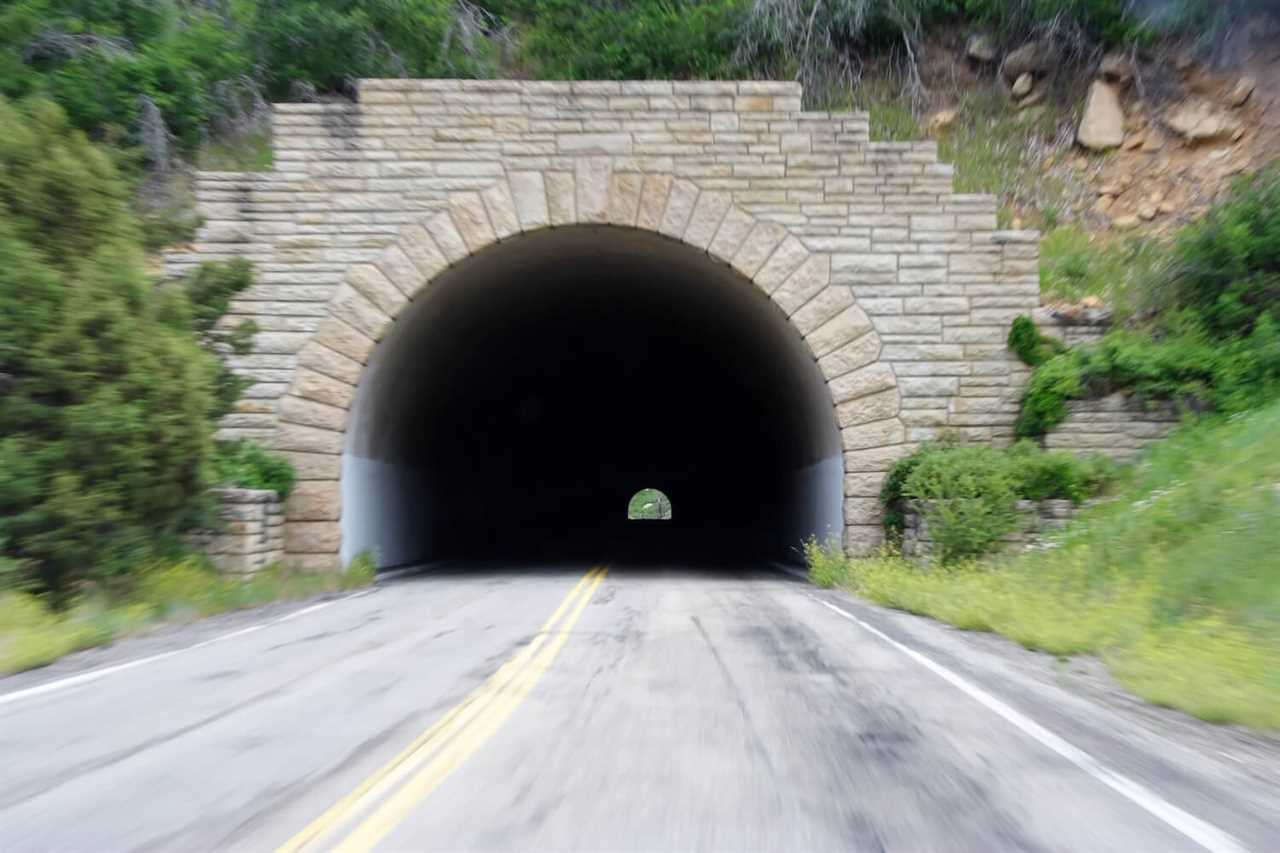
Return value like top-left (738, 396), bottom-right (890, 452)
top-left (512, 0), bottom-right (743, 81)
top-left (899, 445), bottom-right (1020, 563)
top-left (1163, 165), bottom-right (1280, 339)
top-left (0, 98), bottom-right (223, 599)
top-left (212, 440), bottom-right (296, 499)
top-left (341, 552), bottom-right (378, 590)
top-left (1007, 315), bottom-right (1065, 367)
top-left (1017, 167), bottom-right (1280, 436)
top-left (881, 440), bottom-right (1114, 562)
top-left (804, 537), bottom-right (850, 588)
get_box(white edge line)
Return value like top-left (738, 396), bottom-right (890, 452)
top-left (808, 595), bottom-right (1249, 853)
top-left (0, 590), bottom-right (371, 710)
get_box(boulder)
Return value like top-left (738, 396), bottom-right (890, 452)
top-left (1099, 52), bottom-right (1133, 84)
top-left (1111, 214), bottom-right (1140, 230)
top-left (1077, 80), bottom-right (1126, 150)
top-left (1003, 41), bottom-right (1051, 82)
top-left (966, 34), bottom-right (997, 63)
top-left (1227, 76), bottom-right (1256, 108)
top-left (925, 109), bottom-right (957, 137)
top-left (1165, 99), bottom-right (1241, 143)
top-left (1011, 73), bottom-right (1034, 98)
top-left (1138, 204), bottom-right (1157, 221)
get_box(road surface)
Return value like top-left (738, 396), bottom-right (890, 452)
top-left (1, 564), bottom-right (1277, 852)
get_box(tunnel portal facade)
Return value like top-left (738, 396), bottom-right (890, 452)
top-left (166, 79), bottom-right (1041, 570)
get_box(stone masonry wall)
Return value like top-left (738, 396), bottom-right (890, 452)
top-left (188, 488), bottom-right (285, 574)
top-left (164, 79), bottom-right (1043, 565)
top-left (1044, 393), bottom-right (1181, 462)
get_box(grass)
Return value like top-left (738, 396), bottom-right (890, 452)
top-left (1039, 224), bottom-right (1168, 306)
top-left (197, 131), bottom-right (274, 172)
top-left (0, 554), bottom-right (377, 676)
top-left (808, 400), bottom-right (1280, 729)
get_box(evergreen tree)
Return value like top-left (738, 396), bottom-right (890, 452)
top-left (0, 97), bottom-right (220, 597)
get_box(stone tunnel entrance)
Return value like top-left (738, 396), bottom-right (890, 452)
top-left (341, 226), bottom-right (843, 569)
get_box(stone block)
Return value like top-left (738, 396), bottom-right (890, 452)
top-left (545, 171), bottom-right (577, 226)
top-left (287, 482), bottom-right (341, 522)
top-left (509, 171), bottom-right (550, 230)
top-left (346, 264), bottom-right (405, 318)
top-left (449, 191), bottom-right (496, 252)
top-left (771, 253), bottom-right (829, 314)
top-left (286, 521), bottom-right (341, 554)
top-left (481, 180), bottom-right (520, 240)
top-left (575, 157), bottom-right (612, 223)
top-left (683, 191), bottom-right (732, 250)
top-left (829, 363), bottom-right (896, 404)
top-left (608, 172), bottom-right (644, 226)
top-left (659, 179), bottom-right (699, 238)
top-left (636, 174), bottom-right (674, 231)
top-left (819, 333), bottom-right (881, 380)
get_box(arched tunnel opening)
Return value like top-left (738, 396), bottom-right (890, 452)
top-left (341, 226), bottom-right (843, 570)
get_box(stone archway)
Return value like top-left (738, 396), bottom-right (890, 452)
top-left (274, 169), bottom-right (904, 568)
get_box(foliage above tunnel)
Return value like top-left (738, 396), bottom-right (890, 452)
top-left (0, 0), bottom-right (1236, 166)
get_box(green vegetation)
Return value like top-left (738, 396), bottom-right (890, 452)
top-left (211, 440), bottom-right (297, 499)
top-left (1017, 167), bottom-right (1280, 437)
top-left (811, 400), bottom-right (1280, 729)
top-left (880, 441), bottom-right (1114, 562)
top-left (0, 97), bottom-right (293, 600)
top-left (1007, 315), bottom-right (1065, 367)
top-left (627, 488), bottom-right (673, 520)
top-left (0, 557), bottom-right (376, 675)
top-left (0, 97), bottom-right (218, 598)
top-left (1038, 225), bottom-right (1166, 305)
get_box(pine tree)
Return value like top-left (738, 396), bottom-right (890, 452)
top-left (0, 97), bottom-right (220, 597)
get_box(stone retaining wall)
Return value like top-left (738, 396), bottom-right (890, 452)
top-left (189, 488), bottom-right (285, 574)
top-left (1044, 392), bottom-right (1181, 462)
top-left (902, 498), bottom-right (1084, 561)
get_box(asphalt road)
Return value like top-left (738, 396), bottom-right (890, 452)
top-left (1, 564), bottom-right (1277, 852)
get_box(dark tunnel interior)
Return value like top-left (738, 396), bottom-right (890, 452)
top-left (341, 226), bottom-right (843, 569)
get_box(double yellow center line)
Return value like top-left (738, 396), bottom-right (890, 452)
top-left (279, 566), bottom-right (609, 853)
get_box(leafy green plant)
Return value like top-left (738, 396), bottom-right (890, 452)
top-left (341, 552), bottom-right (378, 590)
top-left (1018, 168), bottom-right (1280, 436)
top-left (899, 445), bottom-right (1021, 563)
top-left (881, 440), bottom-right (1114, 562)
top-left (212, 441), bottom-right (297, 499)
top-left (804, 537), bottom-right (850, 588)
top-left (1007, 315), bottom-right (1065, 367)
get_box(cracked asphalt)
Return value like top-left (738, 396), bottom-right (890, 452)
top-left (1, 565), bottom-right (1277, 852)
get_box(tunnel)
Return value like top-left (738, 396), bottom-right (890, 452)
top-left (340, 226), bottom-right (843, 569)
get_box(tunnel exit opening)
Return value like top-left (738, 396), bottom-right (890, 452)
top-left (340, 226), bottom-right (843, 570)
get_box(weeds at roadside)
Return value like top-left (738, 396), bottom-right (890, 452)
top-left (0, 556), bottom-right (378, 676)
top-left (807, 403), bottom-right (1280, 730)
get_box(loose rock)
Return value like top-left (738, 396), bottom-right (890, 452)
top-left (1112, 214), bottom-right (1140, 230)
top-left (1228, 76), bottom-right (1256, 108)
top-left (1099, 52), bottom-right (1133, 84)
top-left (926, 109), bottom-right (957, 136)
top-left (1003, 41), bottom-right (1050, 83)
top-left (1122, 132), bottom-right (1144, 150)
top-left (1012, 73), bottom-right (1034, 99)
top-left (1077, 80), bottom-right (1126, 150)
top-left (966, 33), bottom-right (997, 63)
top-left (1165, 99), bottom-right (1241, 143)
